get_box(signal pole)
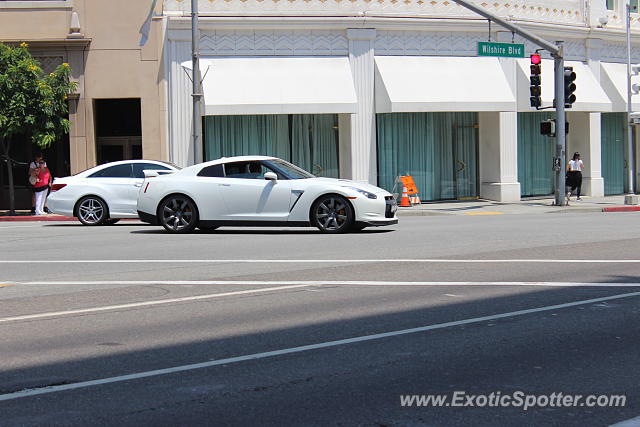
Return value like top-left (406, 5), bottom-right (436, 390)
top-left (191, 0), bottom-right (203, 164)
top-left (553, 43), bottom-right (567, 206)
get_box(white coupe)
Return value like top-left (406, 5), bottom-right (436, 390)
top-left (136, 156), bottom-right (398, 233)
top-left (47, 160), bottom-right (178, 225)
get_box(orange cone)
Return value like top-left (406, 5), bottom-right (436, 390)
top-left (410, 194), bottom-right (421, 204)
top-left (399, 186), bottom-right (411, 207)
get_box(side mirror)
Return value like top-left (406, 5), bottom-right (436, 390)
top-left (264, 172), bottom-right (278, 181)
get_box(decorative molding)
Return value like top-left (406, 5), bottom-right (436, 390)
top-left (199, 30), bottom-right (348, 56)
top-left (33, 56), bottom-right (63, 74)
top-left (165, 0), bottom-right (585, 26)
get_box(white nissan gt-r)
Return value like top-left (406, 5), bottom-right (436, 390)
top-left (137, 156), bottom-right (398, 233)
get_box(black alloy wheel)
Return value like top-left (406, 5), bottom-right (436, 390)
top-left (311, 194), bottom-right (354, 233)
top-left (159, 195), bottom-right (199, 233)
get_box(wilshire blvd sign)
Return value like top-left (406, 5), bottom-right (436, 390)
top-left (477, 41), bottom-right (525, 58)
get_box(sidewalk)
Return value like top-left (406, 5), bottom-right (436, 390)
top-left (0, 195), bottom-right (638, 221)
top-left (396, 195), bottom-right (640, 216)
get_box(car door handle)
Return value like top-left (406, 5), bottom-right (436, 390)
top-left (134, 183), bottom-right (142, 187)
top-left (219, 183), bottom-right (231, 187)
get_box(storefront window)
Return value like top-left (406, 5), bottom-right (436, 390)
top-left (376, 112), bottom-right (478, 201)
top-left (606, 0), bottom-right (615, 11)
top-left (203, 114), bottom-right (339, 178)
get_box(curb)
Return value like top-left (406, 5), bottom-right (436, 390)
top-left (0, 215), bottom-right (75, 222)
top-left (602, 206), bottom-right (640, 212)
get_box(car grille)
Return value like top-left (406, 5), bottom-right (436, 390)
top-left (385, 196), bottom-right (397, 218)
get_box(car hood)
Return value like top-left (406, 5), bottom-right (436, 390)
top-left (308, 178), bottom-right (391, 195)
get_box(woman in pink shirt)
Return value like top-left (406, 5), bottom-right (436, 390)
top-left (32, 160), bottom-right (52, 215)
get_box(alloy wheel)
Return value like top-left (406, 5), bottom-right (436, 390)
top-left (160, 196), bottom-right (198, 233)
top-left (312, 195), bottom-right (353, 233)
top-left (77, 197), bottom-right (107, 226)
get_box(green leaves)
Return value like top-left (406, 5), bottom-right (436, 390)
top-left (0, 42), bottom-right (76, 148)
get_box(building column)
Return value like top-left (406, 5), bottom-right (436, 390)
top-left (567, 112), bottom-right (604, 197)
top-left (347, 28), bottom-right (376, 184)
top-left (478, 112), bottom-right (521, 202)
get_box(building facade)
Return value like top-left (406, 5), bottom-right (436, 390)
top-left (163, 0), bottom-right (640, 202)
top-left (0, 0), bottom-right (166, 209)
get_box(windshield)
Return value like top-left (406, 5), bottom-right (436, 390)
top-left (265, 159), bottom-right (315, 180)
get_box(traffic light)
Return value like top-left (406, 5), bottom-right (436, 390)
top-left (564, 66), bottom-right (576, 108)
top-left (540, 119), bottom-right (570, 137)
top-left (530, 54), bottom-right (542, 108)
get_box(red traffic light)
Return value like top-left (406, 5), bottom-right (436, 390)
top-left (530, 54), bottom-right (542, 65)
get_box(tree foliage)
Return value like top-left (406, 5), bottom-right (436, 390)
top-left (0, 42), bottom-right (77, 148)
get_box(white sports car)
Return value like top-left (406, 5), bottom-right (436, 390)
top-left (47, 160), bottom-right (178, 225)
top-left (137, 156), bottom-right (398, 233)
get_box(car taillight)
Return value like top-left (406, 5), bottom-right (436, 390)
top-left (50, 184), bottom-right (67, 192)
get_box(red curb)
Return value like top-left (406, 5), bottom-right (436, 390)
top-left (602, 206), bottom-right (640, 212)
top-left (0, 215), bottom-right (76, 222)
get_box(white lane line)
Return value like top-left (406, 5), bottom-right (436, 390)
top-left (5, 280), bottom-right (640, 288)
top-left (0, 285), bottom-right (309, 324)
top-left (1, 290), bottom-right (639, 402)
top-left (610, 416), bottom-right (640, 427)
top-left (1, 259), bottom-right (640, 264)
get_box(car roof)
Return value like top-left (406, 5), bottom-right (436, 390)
top-left (74, 160), bottom-right (178, 176)
top-left (182, 156), bottom-right (278, 173)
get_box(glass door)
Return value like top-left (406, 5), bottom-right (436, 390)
top-left (453, 124), bottom-right (479, 199)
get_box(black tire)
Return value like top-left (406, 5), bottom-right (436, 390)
top-left (105, 219), bottom-right (120, 225)
top-left (310, 194), bottom-right (354, 234)
top-left (76, 196), bottom-right (109, 226)
top-left (159, 195), bottom-right (199, 233)
top-left (198, 225), bottom-right (219, 232)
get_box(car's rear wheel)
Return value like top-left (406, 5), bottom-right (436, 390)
top-left (310, 194), bottom-right (354, 234)
top-left (159, 195), bottom-right (198, 233)
top-left (76, 196), bottom-right (108, 226)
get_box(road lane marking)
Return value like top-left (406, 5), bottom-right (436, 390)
top-left (2, 259), bottom-right (640, 264)
top-left (610, 416), bottom-right (640, 427)
top-left (463, 212), bottom-right (504, 215)
top-left (1, 290), bottom-right (639, 402)
top-left (5, 280), bottom-right (640, 288)
top-left (0, 285), bottom-right (309, 324)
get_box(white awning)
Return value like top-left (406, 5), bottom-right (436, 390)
top-left (600, 62), bottom-right (640, 112)
top-left (516, 59), bottom-right (612, 112)
top-left (374, 56), bottom-right (516, 113)
top-left (183, 57), bottom-right (358, 115)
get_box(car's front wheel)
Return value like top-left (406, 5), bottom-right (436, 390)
top-left (76, 196), bottom-right (108, 226)
top-left (159, 195), bottom-right (199, 233)
top-left (310, 194), bottom-right (354, 233)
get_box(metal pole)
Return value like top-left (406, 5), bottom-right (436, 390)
top-left (554, 43), bottom-right (567, 206)
top-left (627, 1), bottom-right (635, 194)
top-left (451, 0), bottom-right (560, 56)
top-left (191, 0), bottom-right (203, 165)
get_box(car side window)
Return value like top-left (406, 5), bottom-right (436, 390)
top-left (132, 163), bottom-right (172, 179)
top-left (197, 164), bottom-right (224, 177)
top-left (89, 163), bottom-right (133, 178)
top-left (223, 161), bottom-right (276, 179)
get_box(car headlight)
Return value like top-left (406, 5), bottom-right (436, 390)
top-left (344, 186), bottom-right (377, 199)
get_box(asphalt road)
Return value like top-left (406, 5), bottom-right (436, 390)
top-left (1, 213), bottom-right (639, 426)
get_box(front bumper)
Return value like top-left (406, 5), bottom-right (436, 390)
top-left (358, 218), bottom-right (399, 226)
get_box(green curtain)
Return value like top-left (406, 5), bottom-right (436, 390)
top-left (204, 115), bottom-right (289, 160)
top-left (377, 112), bottom-right (477, 201)
top-left (291, 114), bottom-right (339, 178)
top-left (204, 114), bottom-right (339, 178)
top-left (517, 112), bottom-right (555, 197)
top-left (601, 113), bottom-right (626, 195)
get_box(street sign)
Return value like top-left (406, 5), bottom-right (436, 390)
top-left (477, 42), bottom-right (525, 58)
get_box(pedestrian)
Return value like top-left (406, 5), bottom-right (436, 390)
top-left (28, 153), bottom-right (45, 214)
top-left (566, 152), bottom-right (584, 201)
top-left (32, 158), bottom-right (52, 215)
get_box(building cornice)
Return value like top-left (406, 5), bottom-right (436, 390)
top-left (0, 38), bottom-right (91, 50)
